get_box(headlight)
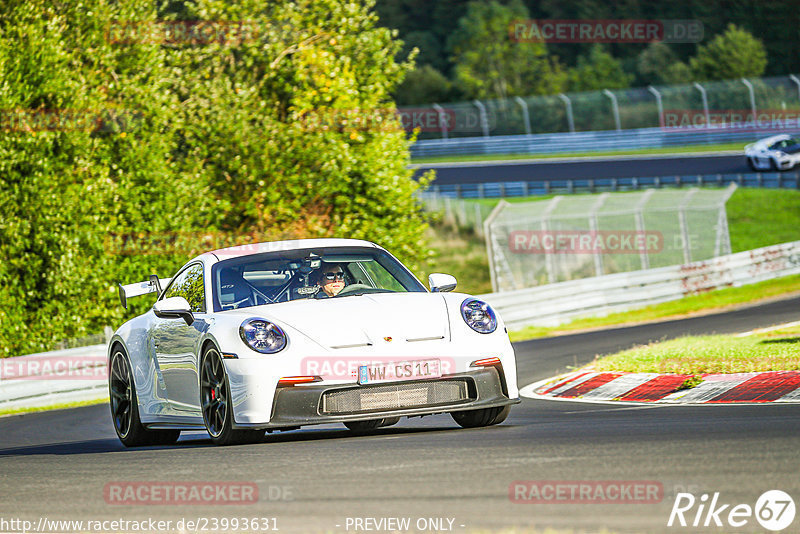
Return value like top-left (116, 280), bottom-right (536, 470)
top-left (460, 298), bottom-right (497, 334)
top-left (239, 318), bottom-right (287, 354)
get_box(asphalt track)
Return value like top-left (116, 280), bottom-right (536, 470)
top-left (1, 295), bottom-right (799, 533)
top-left (415, 154), bottom-right (750, 185)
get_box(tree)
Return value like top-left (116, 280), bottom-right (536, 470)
top-left (662, 61), bottom-right (693, 85)
top-left (689, 24), bottom-right (768, 81)
top-left (394, 65), bottom-right (455, 106)
top-left (447, 0), bottom-right (567, 100)
top-left (0, 0), bottom-right (431, 357)
top-left (568, 45), bottom-right (633, 91)
top-left (636, 42), bottom-right (679, 86)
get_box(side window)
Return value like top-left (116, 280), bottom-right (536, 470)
top-left (164, 264), bottom-right (205, 312)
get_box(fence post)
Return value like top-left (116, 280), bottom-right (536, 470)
top-left (648, 86), bottom-right (664, 128)
top-left (635, 189), bottom-right (654, 270)
top-left (588, 193), bottom-right (609, 277)
top-left (432, 103), bottom-right (449, 140)
top-left (484, 200), bottom-right (511, 293)
top-left (693, 82), bottom-right (710, 127)
top-left (741, 78), bottom-right (757, 126)
top-left (443, 196), bottom-right (452, 225)
top-left (678, 188), bottom-right (699, 264)
top-left (514, 96), bottom-right (532, 136)
top-left (603, 89), bottom-right (621, 131)
top-left (558, 93), bottom-right (575, 133)
top-left (473, 100), bottom-right (490, 138)
top-left (541, 196), bottom-right (563, 283)
top-left (790, 74), bottom-right (800, 102)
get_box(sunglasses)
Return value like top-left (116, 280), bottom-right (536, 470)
top-left (322, 272), bottom-right (345, 281)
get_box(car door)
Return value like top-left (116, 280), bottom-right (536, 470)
top-left (152, 263), bottom-right (207, 415)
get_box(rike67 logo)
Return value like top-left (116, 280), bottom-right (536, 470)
top-left (668, 490), bottom-right (795, 531)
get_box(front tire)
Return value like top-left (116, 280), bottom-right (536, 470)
top-left (451, 405), bottom-right (510, 428)
top-left (747, 157), bottom-right (757, 171)
top-left (109, 348), bottom-right (180, 447)
top-left (200, 346), bottom-right (263, 446)
top-left (770, 157), bottom-right (779, 171)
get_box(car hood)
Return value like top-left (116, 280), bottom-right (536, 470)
top-left (233, 292), bottom-right (451, 350)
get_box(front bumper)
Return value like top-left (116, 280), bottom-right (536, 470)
top-left (232, 367), bottom-right (519, 430)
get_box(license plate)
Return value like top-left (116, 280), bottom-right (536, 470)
top-left (358, 359), bottom-right (441, 384)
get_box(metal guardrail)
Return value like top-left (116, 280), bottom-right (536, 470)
top-left (410, 126), bottom-right (800, 158)
top-left (0, 344), bottom-right (108, 411)
top-left (480, 241), bottom-right (800, 330)
top-left (426, 171), bottom-right (800, 198)
top-left (3, 240), bottom-right (800, 411)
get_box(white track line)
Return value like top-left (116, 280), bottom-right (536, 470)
top-left (733, 320), bottom-right (800, 337)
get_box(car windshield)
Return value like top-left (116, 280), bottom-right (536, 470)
top-left (768, 138), bottom-right (797, 150)
top-left (210, 247), bottom-right (426, 312)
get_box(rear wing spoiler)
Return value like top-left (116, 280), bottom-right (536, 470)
top-left (117, 275), bottom-right (172, 309)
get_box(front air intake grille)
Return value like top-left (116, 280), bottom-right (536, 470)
top-left (321, 379), bottom-right (472, 415)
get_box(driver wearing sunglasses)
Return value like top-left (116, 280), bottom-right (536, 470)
top-left (315, 263), bottom-right (346, 297)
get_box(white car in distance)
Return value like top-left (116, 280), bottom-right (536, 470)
top-left (745, 134), bottom-right (800, 171)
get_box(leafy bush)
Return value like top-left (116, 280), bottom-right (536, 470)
top-left (0, 0), bottom-right (429, 356)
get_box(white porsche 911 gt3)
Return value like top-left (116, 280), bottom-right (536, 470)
top-left (744, 134), bottom-right (800, 171)
top-left (109, 239), bottom-right (519, 446)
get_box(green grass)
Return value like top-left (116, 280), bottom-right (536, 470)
top-left (727, 188), bottom-right (800, 252)
top-left (588, 324), bottom-right (800, 374)
top-left (421, 188), bottom-right (800, 337)
top-left (508, 274), bottom-right (800, 341)
top-left (415, 224), bottom-right (492, 295)
top-left (0, 397), bottom-right (107, 418)
top-left (411, 142), bottom-right (745, 165)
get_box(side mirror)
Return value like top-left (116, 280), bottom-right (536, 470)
top-left (428, 273), bottom-right (457, 293)
top-left (153, 296), bottom-right (194, 325)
